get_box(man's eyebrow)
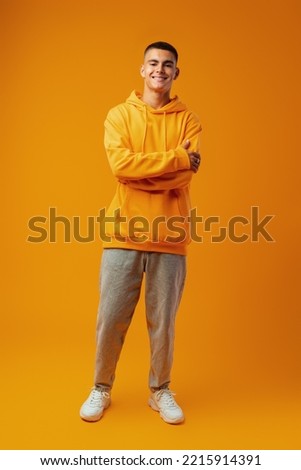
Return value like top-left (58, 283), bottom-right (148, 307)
top-left (147, 59), bottom-right (175, 64)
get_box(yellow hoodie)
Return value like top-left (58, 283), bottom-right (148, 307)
top-left (102, 90), bottom-right (202, 255)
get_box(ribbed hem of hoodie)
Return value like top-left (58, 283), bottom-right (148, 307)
top-left (102, 239), bottom-right (188, 256)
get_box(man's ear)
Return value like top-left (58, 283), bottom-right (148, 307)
top-left (140, 65), bottom-right (145, 78)
top-left (174, 67), bottom-right (180, 80)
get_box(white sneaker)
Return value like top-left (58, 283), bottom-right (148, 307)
top-left (148, 389), bottom-right (184, 424)
top-left (80, 388), bottom-right (111, 422)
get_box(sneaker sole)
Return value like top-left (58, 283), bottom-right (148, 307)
top-left (148, 398), bottom-right (184, 425)
top-left (80, 401), bottom-right (111, 422)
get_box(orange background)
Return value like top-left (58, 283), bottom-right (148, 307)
top-left (1, 0), bottom-right (300, 450)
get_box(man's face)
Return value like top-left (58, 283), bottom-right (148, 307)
top-left (140, 48), bottom-right (179, 93)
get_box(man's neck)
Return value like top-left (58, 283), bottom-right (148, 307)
top-left (141, 89), bottom-right (171, 109)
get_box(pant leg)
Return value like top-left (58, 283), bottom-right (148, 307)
top-left (144, 252), bottom-right (186, 391)
top-left (94, 249), bottom-right (144, 389)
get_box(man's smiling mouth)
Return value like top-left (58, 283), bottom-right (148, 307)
top-left (152, 76), bottom-right (167, 80)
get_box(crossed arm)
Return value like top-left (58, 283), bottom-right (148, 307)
top-left (104, 110), bottom-right (202, 191)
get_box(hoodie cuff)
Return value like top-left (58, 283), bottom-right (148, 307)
top-left (175, 146), bottom-right (191, 170)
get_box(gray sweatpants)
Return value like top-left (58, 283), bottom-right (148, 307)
top-left (94, 248), bottom-right (186, 391)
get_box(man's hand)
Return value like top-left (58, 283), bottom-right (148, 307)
top-left (182, 139), bottom-right (201, 173)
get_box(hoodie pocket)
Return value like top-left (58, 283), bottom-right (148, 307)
top-left (106, 184), bottom-right (191, 244)
top-left (175, 187), bottom-right (191, 217)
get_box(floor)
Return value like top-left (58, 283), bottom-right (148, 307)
top-left (1, 338), bottom-right (300, 450)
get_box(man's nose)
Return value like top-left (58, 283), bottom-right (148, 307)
top-left (155, 63), bottom-right (164, 73)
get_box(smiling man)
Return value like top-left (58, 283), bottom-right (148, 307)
top-left (80, 41), bottom-right (202, 424)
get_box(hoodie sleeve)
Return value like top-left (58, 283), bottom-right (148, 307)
top-left (120, 170), bottom-right (193, 190)
top-left (118, 112), bottom-right (202, 191)
top-left (104, 109), bottom-right (191, 180)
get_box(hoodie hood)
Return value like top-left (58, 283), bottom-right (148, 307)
top-left (126, 90), bottom-right (187, 114)
top-left (125, 90), bottom-right (187, 151)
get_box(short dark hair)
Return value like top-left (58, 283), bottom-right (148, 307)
top-left (144, 41), bottom-right (178, 63)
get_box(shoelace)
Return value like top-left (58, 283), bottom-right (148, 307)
top-left (89, 389), bottom-right (110, 407)
top-left (155, 389), bottom-right (178, 408)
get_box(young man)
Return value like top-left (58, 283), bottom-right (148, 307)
top-left (80, 41), bottom-right (202, 424)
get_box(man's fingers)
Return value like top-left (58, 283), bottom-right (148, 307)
top-left (182, 139), bottom-right (190, 150)
top-left (189, 152), bottom-right (201, 172)
top-left (190, 151), bottom-right (200, 159)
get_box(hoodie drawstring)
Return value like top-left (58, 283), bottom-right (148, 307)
top-left (142, 106), bottom-right (147, 153)
top-left (163, 112), bottom-right (167, 151)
